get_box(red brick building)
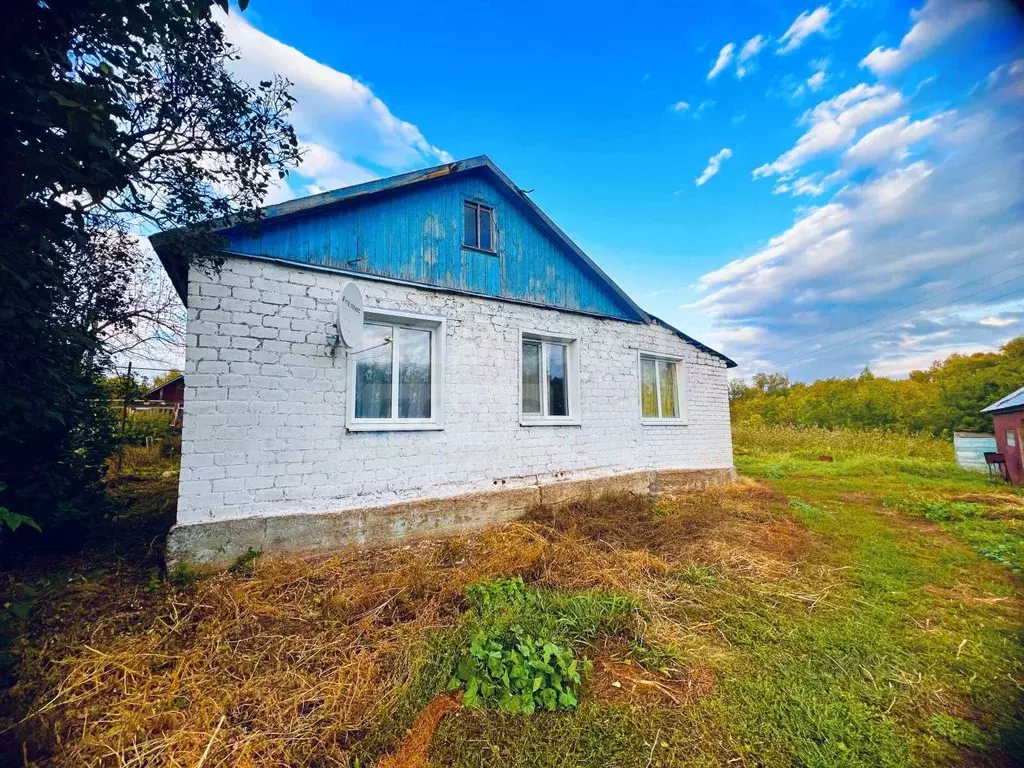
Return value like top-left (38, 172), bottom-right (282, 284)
top-left (981, 386), bottom-right (1024, 485)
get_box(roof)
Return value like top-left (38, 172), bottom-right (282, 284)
top-left (151, 155), bottom-right (735, 367)
top-left (143, 374), bottom-right (183, 400)
top-left (981, 385), bottom-right (1024, 415)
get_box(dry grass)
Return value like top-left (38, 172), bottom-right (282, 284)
top-left (2, 481), bottom-right (803, 767)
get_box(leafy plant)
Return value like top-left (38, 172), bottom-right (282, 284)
top-left (678, 564), bottom-right (720, 588)
top-left (0, 483), bottom-right (40, 533)
top-left (228, 547), bottom-right (262, 575)
top-left (448, 625), bottom-right (588, 714)
top-left (465, 576), bottom-right (533, 613)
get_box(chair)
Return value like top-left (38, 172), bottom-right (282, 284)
top-left (984, 452), bottom-right (1009, 482)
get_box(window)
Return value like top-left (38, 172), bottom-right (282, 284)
top-left (520, 333), bottom-right (580, 425)
top-left (639, 353), bottom-right (685, 424)
top-left (347, 311), bottom-right (445, 431)
top-left (1007, 429), bottom-right (1017, 448)
top-left (463, 201), bottom-right (494, 252)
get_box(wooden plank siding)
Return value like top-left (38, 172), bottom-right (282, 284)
top-left (219, 171), bottom-right (640, 321)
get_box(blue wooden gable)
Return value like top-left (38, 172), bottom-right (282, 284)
top-left (215, 157), bottom-right (647, 322)
top-left (153, 157), bottom-right (737, 366)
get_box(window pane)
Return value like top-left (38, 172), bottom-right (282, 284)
top-left (640, 357), bottom-right (658, 418)
top-left (522, 341), bottom-right (541, 414)
top-left (479, 207), bottom-right (493, 251)
top-left (398, 327), bottom-right (431, 419)
top-left (546, 343), bottom-right (568, 417)
top-left (1008, 430), bottom-right (1016, 447)
top-left (463, 203), bottom-right (478, 248)
top-left (658, 360), bottom-right (678, 419)
top-left (355, 323), bottom-right (393, 418)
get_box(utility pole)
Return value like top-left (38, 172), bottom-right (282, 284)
top-left (116, 361), bottom-right (132, 473)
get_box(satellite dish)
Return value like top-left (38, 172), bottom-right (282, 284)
top-left (336, 282), bottom-right (364, 348)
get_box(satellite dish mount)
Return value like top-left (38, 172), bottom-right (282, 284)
top-left (328, 281), bottom-right (364, 357)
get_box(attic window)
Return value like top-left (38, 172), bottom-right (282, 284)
top-left (463, 201), bottom-right (494, 252)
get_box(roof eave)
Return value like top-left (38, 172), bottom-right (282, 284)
top-left (647, 313), bottom-right (737, 368)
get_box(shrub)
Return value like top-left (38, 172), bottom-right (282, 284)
top-left (447, 577), bottom-right (636, 714)
top-left (448, 626), bottom-right (587, 713)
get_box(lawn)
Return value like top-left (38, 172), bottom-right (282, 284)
top-left (1, 426), bottom-right (1022, 767)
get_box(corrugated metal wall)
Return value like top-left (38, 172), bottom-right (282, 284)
top-left (221, 172), bottom-right (639, 321)
top-left (953, 432), bottom-right (997, 472)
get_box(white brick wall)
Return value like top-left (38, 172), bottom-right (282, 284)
top-left (178, 256), bottom-right (733, 525)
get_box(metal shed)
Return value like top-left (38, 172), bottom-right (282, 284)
top-left (981, 386), bottom-right (1024, 484)
top-left (953, 431), bottom-right (997, 473)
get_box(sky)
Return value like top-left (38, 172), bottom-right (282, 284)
top-left (184, 0), bottom-right (1024, 382)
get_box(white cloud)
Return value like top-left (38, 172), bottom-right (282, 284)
top-left (708, 43), bottom-right (736, 80)
top-left (985, 58), bottom-right (1024, 100)
top-left (777, 7), bottom-right (831, 54)
top-left (695, 104), bottom-right (1024, 377)
top-left (214, 9), bottom-right (452, 200)
top-left (980, 316), bottom-right (1017, 327)
top-left (736, 35), bottom-right (766, 78)
top-left (671, 101), bottom-right (691, 113)
top-left (843, 112), bottom-right (950, 167)
top-left (860, 0), bottom-right (989, 77)
top-left (696, 148), bottom-right (733, 186)
top-left (754, 84), bottom-right (903, 178)
top-left (807, 69), bottom-right (826, 91)
top-left (773, 172), bottom-right (830, 197)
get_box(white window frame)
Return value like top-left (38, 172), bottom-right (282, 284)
top-left (638, 351), bottom-right (687, 426)
top-left (519, 330), bottom-right (581, 427)
top-left (346, 309), bottom-right (445, 432)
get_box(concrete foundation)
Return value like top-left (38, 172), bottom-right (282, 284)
top-left (166, 467), bottom-right (736, 567)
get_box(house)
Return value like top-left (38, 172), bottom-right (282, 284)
top-left (981, 385), bottom-right (1024, 484)
top-left (151, 156), bottom-right (736, 566)
top-left (132, 374), bottom-right (185, 427)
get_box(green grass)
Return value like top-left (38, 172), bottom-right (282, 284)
top-left (424, 433), bottom-right (1024, 767)
top-left (4, 426), bottom-right (1023, 767)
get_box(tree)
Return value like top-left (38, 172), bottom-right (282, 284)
top-left (0, 0), bottom-right (299, 541)
top-left (153, 369), bottom-right (184, 389)
top-left (729, 337), bottom-right (1024, 437)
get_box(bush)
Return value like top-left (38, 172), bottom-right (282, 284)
top-left (120, 410), bottom-right (175, 445)
top-left (448, 626), bottom-right (587, 713)
top-left (446, 577), bottom-right (636, 714)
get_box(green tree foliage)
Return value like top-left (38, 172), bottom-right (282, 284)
top-left (730, 337), bottom-right (1024, 436)
top-left (0, 0), bottom-right (299, 543)
top-left (152, 369), bottom-right (183, 389)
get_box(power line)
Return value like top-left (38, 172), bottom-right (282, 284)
top-left (767, 259), bottom-right (1024, 358)
top-left (776, 284), bottom-right (1024, 369)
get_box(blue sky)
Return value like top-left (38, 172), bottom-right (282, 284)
top-left (211, 0), bottom-right (1024, 381)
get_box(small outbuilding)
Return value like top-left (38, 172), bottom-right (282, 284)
top-left (980, 386), bottom-right (1024, 484)
top-left (132, 374), bottom-right (185, 426)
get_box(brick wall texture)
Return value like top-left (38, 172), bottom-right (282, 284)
top-left (178, 256), bottom-right (734, 526)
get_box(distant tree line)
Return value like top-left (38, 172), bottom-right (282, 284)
top-left (729, 337), bottom-right (1024, 436)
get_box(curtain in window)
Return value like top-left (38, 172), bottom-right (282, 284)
top-left (398, 327), bottom-right (431, 418)
top-left (355, 323), bottom-right (393, 418)
top-left (658, 360), bottom-right (678, 418)
top-left (522, 341), bottom-right (541, 414)
top-left (640, 357), bottom-right (658, 418)
top-left (546, 343), bottom-right (568, 416)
